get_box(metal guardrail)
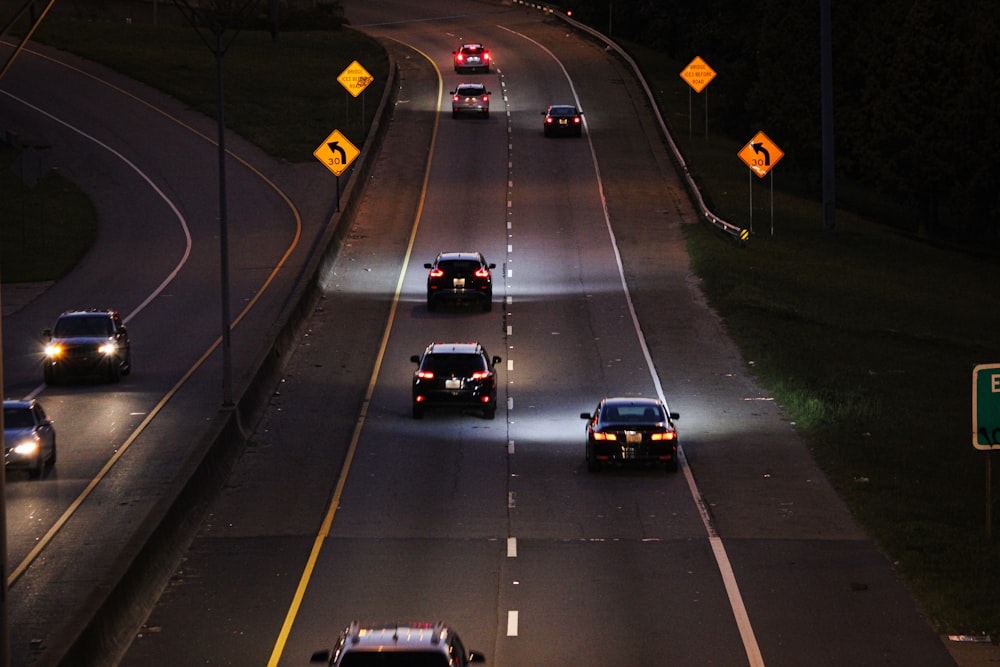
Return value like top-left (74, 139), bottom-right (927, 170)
top-left (512, 1), bottom-right (749, 246)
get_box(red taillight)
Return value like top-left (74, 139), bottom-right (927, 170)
top-left (545, 117), bottom-right (553, 125)
top-left (474, 268), bottom-right (490, 278)
top-left (481, 96), bottom-right (489, 103)
top-left (484, 52), bottom-right (491, 62)
top-left (470, 371), bottom-right (490, 380)
top-left (480, 396), bottom-right (491, 404)
top-left (417, 371), bottom-right (434, 379)
top-left (593, 432), bottom-right (617, 441)
top-left (651, 432), bottom-right (676, 441)
top-left (429, 268), bottom-right (444, 278)
top-left (452, 95), bottom-right (460, 102)
top-left (574, 117), bottom-right (582, 124)
top-left (456, 53), bottom-right (464, 62)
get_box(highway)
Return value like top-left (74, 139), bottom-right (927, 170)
top-left (4, 1), bottom-right (963, 665)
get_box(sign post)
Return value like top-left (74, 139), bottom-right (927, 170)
top-left (973, 363), bottom-right (1000, 539)
top-left (738, 131), bottom-right (784, 235)
top-left (337, 60), bottom-right (374, 134)
top-left (679, 56), bottom-right (716, 138)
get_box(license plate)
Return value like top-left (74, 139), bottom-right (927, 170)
top-left (558, 119), bottom-right (568, 125)
top-left (453, 278), bottom-right (466, 287)
top-left (625, 432), bottom-right (642, 443)
top-left (445, 378), bottom-right (462, 389)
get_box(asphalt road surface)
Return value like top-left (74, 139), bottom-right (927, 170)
top-left (115, 2), bottom-right (965, 666)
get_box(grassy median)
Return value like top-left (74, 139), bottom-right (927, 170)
top-left (2, 6), bottom-right (998, 638)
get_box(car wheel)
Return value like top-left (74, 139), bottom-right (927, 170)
top-left (108, 360), bottom-right (122, 383)
top-left (666, 454), bottom-right (679, 473)
top-left (49, 437), bottom-right (57, 467)
top-left (122, 352), bottom-right (132, 376)
top-left (43, 364), bottom-right (55, 385)
top-left (452, 110), bottom-right (459, 119)
top-left (30, 452), bottom-right (45, 479)
top-left (412, 404), bottom-right (424, 419)
top-left (482, 298), bottom-right (492, 312)
top-left (543, 126), bottom-right (550, 137)
top-left (485, 405), bottom-right (496, 420)
top-left (483, 110), bottom-right (489, 119)
top-left (427, 298), bottom-right (436, 312)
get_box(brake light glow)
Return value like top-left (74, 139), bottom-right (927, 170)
top-left (651, 432), bottom-right (676, 441)
top-left (417, 371), bottom-right (434, 379)
top-left (593, 432), bottom-right (617, 441)
top-left (481, 96), bottom-right (489, 103)
top-left (470, 371), bottom-right (490, 380)
top-left (474, 268), bottom-right (490, 278)
top-left (453, 95), bottom-right (460, 102)
top-left (429, 268), bottom-right (444, 278)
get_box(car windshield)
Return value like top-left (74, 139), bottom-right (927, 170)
top-left (340, 652), bottom-right (450, 666)
top-left (603, 405), bottom-right (663, 422)
top-left (54, 316), bottom-right (113, 337)
top-left (438, 260), bottom-right (481, 274)
top-left (4, 408), bottom-right (34, 429)
top-left (423, 354), bottom-right (487, 376)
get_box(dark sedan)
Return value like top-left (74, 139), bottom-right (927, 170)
top-left (542, 104), bottom-right (584, 137)
top-left (581, 397), bottom-right (679, 472)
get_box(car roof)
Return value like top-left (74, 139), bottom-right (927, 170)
top-left (425, 342), bottom-right (483, 355)
top-left (3, 400), bottom-right (34, 410)
top-left (460, 43), bottom-right (484, 50)
top-left (436, 252), bottom-right (484, 262)
top-left (548, 105), bottom-right (578, 113)
top-left (456, 83), bottom-right (486, 90)
top-left (342, 622), bottom-right (449, 651)
top-left (601, 397), bottom-right (663, 409)
top-left (58, 309), bottom-right (116, 318)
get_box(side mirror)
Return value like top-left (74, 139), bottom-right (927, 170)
top-left (423, 263), bottom-right (433, 269)
top-left (669, 412), bottom-right (680, 420)
top-left (309, 649), bottom-right (331, 664)
top-left (580, 412), bottom-right (592, 420)
top-left (410, 355), bottom-right (421, 364)
top-left (492, 355), bottom-right (502, 366)
top-left (488, 263), bottom-right (496, 269)
top-left (42, 328), bottom-right (52, 340)
top-left (469, 652), bottom-right (486, 664)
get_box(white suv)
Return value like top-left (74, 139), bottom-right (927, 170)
top-left (450, 83), bottom-right (490, 119)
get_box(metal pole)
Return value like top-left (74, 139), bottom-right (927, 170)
top-left (0, 288), bottom-right (9, 667)
top-left (820, 0), bottom-right (836, 233)
top-left (704, 88), bottom-right (708, 139)
top-left (215, 26), bottom-right (233, 406)
top-left (988, 452), bottom-right (993, 540)
top-left (748, 170), bottom-right (753, 233)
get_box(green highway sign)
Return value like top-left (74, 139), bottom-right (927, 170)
top-left (973, 363), bottom-right (1000, 450)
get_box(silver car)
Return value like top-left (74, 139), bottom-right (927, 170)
top-left (4, 399), bottom-right (56, 478)
top-left (451, 83), bottom-right (490, 119)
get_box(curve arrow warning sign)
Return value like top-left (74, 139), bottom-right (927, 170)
top-left (314, 129), bottom-right (360, 177)
top-left (738, 131), bottom-right (784, 178)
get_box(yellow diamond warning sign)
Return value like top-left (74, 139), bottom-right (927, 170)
top-left (314, 129), bottom-right (359, 177)
top-left (738, 131), bottom-right (784, 178)
top-left (680, 56), bottom-right (716, 93)
top-left (337, 60), bottom-right (374, 98)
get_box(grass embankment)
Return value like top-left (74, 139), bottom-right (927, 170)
top-left (2, 8), bottom-right (997, 637)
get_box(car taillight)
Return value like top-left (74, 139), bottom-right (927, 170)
top-left (470, 371), bottom-right (490, 380)
top-left (484, 52), bottom-right (491, 61)
top-left (429, 268), bottom-right (444, 278)
top-left (574, 117), bottom-right (582, 124)
top-left (651, 432), bottom-right (676, 441)
top-left (474, 268), bottom-right (490, 278)
top-left (545, 117), bottom-right (553, 124)
top-left (417, 371), bottom-right (434, 379)
top-left (593, 432), bottom-right (617, 441)
top-left (456, 53), bottom-right (464, 62)
top-left (481, 96), bottom-right (489, 103)
top-left (453, 95), bottom-right (460, 102)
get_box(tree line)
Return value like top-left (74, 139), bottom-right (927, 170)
top-left (565, 0), bottom-right (999, 245)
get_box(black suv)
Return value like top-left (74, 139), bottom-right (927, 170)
top-left (410, 342), bottom-right (501, 419)
top-left (311, 621), bottom-right (486, 666)
top-left (42, 309), bottom-right (132, 383)
top-left (424, 252), bottom-right (495, 312)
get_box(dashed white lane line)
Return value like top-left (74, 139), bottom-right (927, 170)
top-left (507, 610), bottom-right (519, 636)
top-left (507, 537), bottom-right (517, 558)
top-left (507, 359), bottom-right (514, 372)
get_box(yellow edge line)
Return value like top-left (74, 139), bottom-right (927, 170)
top-left (5, 43), bottom-right (303, 587)
top-left (266, 41), bottom-right (442, 666)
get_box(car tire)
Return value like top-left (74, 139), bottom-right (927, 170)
top-left (427, 298), bottom-right (436, 312)
top-left (482, 298), bottom-right (492, 312)
top-left (30, 452), bottom-right (45, 479)
top-left (483, 110), bottom-right (489, 119)
top-left (43, 364), bottom-right (55, 385)
top-left (485, 405), bottom-right (496, 420)
top-left (452, 110), bottom-right (459, 119)
top-left (666, 454), bottom-right (679, 473)
top-left (122, 353), bottom-right (132, 376)
top-left (543, 127), bottom-right (551, 138)
top-left (586, 455), bottom-right (601, 473)
top-left (108, 360), bottom-right (122, 383)
top-left (412, 404), bottom-right (424, 419)
top-left (49, 438), bottom-right (57, 467)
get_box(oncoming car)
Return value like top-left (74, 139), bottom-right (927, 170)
top-left (453, 43), bottom-right (491, 73)
top-left (4, 399), bottom-right (56, 479)
top-left (542, 104), bottom-right (584, 137)
top-left (411, 342), bottom-right (501, 419)
top-left (581, 397), bottom-right (680, 472)
top-left (42, 309), bottom-right (132, 384)
top-left (424, 252), bottom-right (495, 312)
top-left (451, 83), bottom-right (490, 119)
top-left (311, 621), bottom-right (486, 666)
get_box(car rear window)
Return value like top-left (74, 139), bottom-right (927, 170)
top-left (457, 87), bottom-right (483, 96)
top-left (603, 405), bottom-right (663, 422)
top-left (551, 108), bottom-right (575, 116)
top-left (423, 354), bottom-right (487, 376)
top-left (438, 260), bottom-right (481, 273)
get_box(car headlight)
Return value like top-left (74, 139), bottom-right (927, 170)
top-left (44, 343), bottom-right (63, 359)
top-left (99, 342), bottom-right (117, 356)
top-left (12, 439), bottom-right (40, 456)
